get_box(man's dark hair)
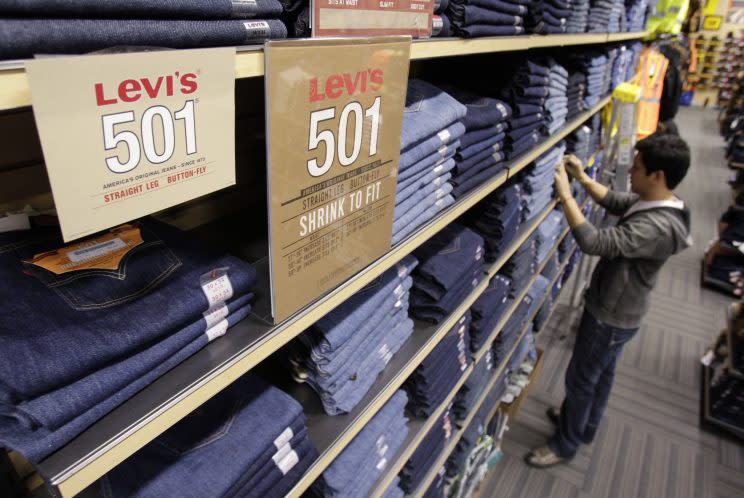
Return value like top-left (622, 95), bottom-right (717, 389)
top-left (634, 132), bottom-right (690, 189)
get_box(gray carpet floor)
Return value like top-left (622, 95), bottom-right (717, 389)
top-left (479, 107), bottom-right (744, 498)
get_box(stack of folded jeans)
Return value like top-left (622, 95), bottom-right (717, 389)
top-left (453, 350), bottom-right (495, 420)
top-left (502, 60), bottom-right (552, 159)
top-left (0, 0), bottom-right (287, 59)
top-left (422, 466), bottom-right (448, 498)
top-left (466, 181), bottom-right (523, 261)
top-left (446, 0), bottom-right (528, 38)
top-left (410, 224), bottom-right (486, 324)
top-left (524, 274), bottom-right (551, 316)
top-left (574, 52), bottom-right (609, 107)
top-left (544, 58), bottom-right (569, 135)
top-left (469, 275), bottom-right (512, 351)
top-left (566, 124), bottom-right (592, 164)
top-left (313, 391), bottom-right (409, 498)
top-left (559, 231), bottom-right (577, 260)
top-left (524, 0), bottom-right (569, 34)
top-left (382, 479), bottom-right (405, 498)
top-left (521, 142), bottom-right (565, 223)
top-left (611, 44), bottom-right (635, 88)
top-left (492, 293), bottom-right (532, 361)
top-left (433, 0), bottom-right (454, 36)
top-left (286, 257), bottom-right (417, 415)
top-left (566, 71), bottom-right (588, 117)
top-left (625, 0), bottom-right (648, 32)
top-left (0, 219), bottom-right (256, 463)
top-left (446, 376), bottom-right (503, 478)
top-left (566, 0), bottom-right (590, 32)
top-left (540, 251), bottom-right (562, 282)
top-left (394, 80), bottom-right (467, 245)
top-left (607, 0), bottom-right (627, 32)
top-left (400, 408), bottom-right (455, 493)
top-left (447, 90), bottom-right (512, 198)
top-left (499, 232), bottom-right (537, 292)
top-left (404, 312), bottom-right (472, 417)
top-left (99, 373), bottom-right (315, 498)
top-left (537, 209), bottom-right (567, 260)
top-left (586, 0), bottom-right (614, 32)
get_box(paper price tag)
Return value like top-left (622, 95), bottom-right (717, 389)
top-left (265, 37), bottom-right (410, 322)
top-left (26, 48), bottom-right (236, 242)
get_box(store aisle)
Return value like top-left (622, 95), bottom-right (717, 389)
top-left (479, 107), bottom-right (744, 498)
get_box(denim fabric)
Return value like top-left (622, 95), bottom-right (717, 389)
top-left (396, 158), bottom-right (456, 196)
top-left (400, 122), bottom-right (466, 170)
top-left (0, 18), bottom-right (287, 59)
top-left (411, 266), bottom-right (484, 323)
top-left (395, 159), bottom-right (455, 200)
top-left (514, 85), bottom-right (549, 98)
top-left (401, 80), bottom-right (467, 150)
top-left (505, 132), bottom-right (540, 159)
top-left (395, 173), bottom-right (452, 219)
top-left (381, 478), bottom-right (405, 498)
top-left (0, 0), bottom-right (284, 18)
top-left (401, 411), bottom-right (453, 492)
top-left (7, 297), bottom-right (253, 431)
top-left (456, 132), bottom-right (505, 161)
top-left (467, 0), bottom-right (528, 14)
top-left (453, 352), bottom-right (493, 419)
top-left (322, 317), bottom-right (414, 415)
top-left (508, 120), bottom-right (545, 143)
top-left (99, 373), bottom-right (309, 498)
top-left (469, 274), bottom-right (511, 351)
top-left (318, 391), bottom-right (408, 496)
top-left (0, 219), bottom-right (256, 402)
top-left (393, 183), bottom-right (453, 236)
top-left (548, 310), bottom-right (638, 458)
top-left (454, 145), bottom-right (504, 176)
top-left (513, 103), bottom-right (543, 117)
top-left (405, 317), bottom-right (470, 416)
top-left (453, 23), bottom-right (525, 36)
top-left (452, 162), bottom-right (507, 199)
top-left (448, 90), bottom-right (512, 130)
top-left (392, 194), bottom-right (456, 245)
top-left (398, 143), bottom-right (458, 181)
top-left (515, 73), bottom-right (549, 86)
top-left (413, 224), bottom-right (485, 301)
top-left (307, 256), bottom-right (416, 355)
top-left (460, 123), bottom-right (508, 148)
top-left (452, 153), bottom-right (505, 187)
top-left (510, 112), bottom-right (544, 129)
top-left (449, 4), bottom-right (524, 26)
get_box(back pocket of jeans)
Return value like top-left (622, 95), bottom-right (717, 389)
top-left (22, 233), bottom-right (181, 312)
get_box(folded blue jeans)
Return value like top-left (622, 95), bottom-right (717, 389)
top-left (99, 373), bottom-right (307, 498)
top-left (452, 162), bottom-right (507, 199)
top-left (392, 194), bottom-right (455, 245)
top-left (399, 122), bottom-right (466, 170)
top-left (456, 132), bottom-right (505, 160)
top-left (401, 80), bottom-right (467, 149)
top-left (0, 18), bottom-right (287, 59)
top-left (397, 158), bottom-right (456, 195)
top-left (0, 0), bottom-right (284, 18)
top-left (459, 123), bottom-right (508, 148)
top-left (453, 23), bottom-right (525, 36)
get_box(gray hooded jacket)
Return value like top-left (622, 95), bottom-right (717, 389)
top-left (573, 190), bottom-right (692, 329)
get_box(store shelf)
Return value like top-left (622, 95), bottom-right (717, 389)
top-left (502, 347), bottom-right (545, 421)
top-left (408, 246), bottom-right (580, 498)
top-left (0, 33), bottom-right (645, 111)
top-left (369, 200), bottom-right (586, 498)
top-left (25, 99), bottom-right (609, 497)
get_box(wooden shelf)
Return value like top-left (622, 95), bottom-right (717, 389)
top-left (0, 32), bottom-right (647, 111)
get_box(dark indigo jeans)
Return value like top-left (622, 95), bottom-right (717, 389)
top-left (548, 310), bottom-right (638, 458)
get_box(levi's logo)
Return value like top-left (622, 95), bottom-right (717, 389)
top-left (309, 68), bottom-right (384, 102)
top-left (95, 72), bottom-right (198, 106)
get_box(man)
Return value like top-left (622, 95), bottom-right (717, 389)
top-left (525, 132), bottom-right (693, 467)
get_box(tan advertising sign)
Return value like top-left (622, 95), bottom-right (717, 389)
top-left (26, 48), bottom-right (236, 241)
top-left (265, 37), bottom-right (410, 322)
top-left (312, 0), bottom-right (433, 37)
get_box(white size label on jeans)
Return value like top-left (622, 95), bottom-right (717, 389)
top-left (201, 270), bottom-right (234, 307)
top-left (67, 237), bottom-right (126, 262)
top-left (437, 129), bottom-right (451, 142)
top-left (274, 426), bottom-right (295, 450)
top-left (202, 302), bottom-right (229, 329)
top-left (273, 449), bottom-right (299, 475)
top-left (205, 318), bottom-right (229, 342)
